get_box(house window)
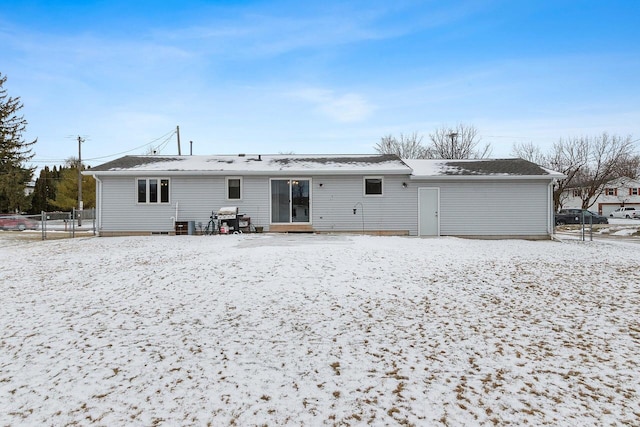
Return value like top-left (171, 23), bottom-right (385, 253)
top-left (604, 188), bottom-right (617, 196)
top-left (137, 178), bottom-right (170, 204)
top-left (630, 188), bottom-right (639, 196)
top-left (364, 177), bottom-right (383, 196)
top-left (226, 177), bottom-right (242, 200)
top-left (572, 189), bottom-right (582, 197)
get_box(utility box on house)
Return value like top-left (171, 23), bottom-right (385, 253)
top-left (175, 221), bottom-right (188, 235)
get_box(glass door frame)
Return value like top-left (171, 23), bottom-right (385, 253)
top-left (269, 177), bottom-right (312, 225)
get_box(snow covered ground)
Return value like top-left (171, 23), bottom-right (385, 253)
top-left (1, 233), bottom-right (639, 426)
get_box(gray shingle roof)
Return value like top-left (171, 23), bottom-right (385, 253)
top-left (403, 158), bottom-right (563, 178)
top-left (89, 156), bottom-right (184, 171)
top-left (87, 154), bottom-right (563, 178)
top-left (443, 159), bottom-right (552, 175)
top-left (87, 154), bottom-right (410, 175)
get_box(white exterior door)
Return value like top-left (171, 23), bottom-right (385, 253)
top-left (419, 188), bottom-right (439, 236)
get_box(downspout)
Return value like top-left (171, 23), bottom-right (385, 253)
top-left (95, 176), bottom-right (103, 233)
top-left (548, 180), bottom-right (554, 237)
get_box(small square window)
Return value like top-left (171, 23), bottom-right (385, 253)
top-left (227, 177), bottom-right (242, 200)
top-left (364, 177), bottom-right (383, 196)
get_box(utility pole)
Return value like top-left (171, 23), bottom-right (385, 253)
top-left (448, 132), bottom-right (458, 159)
top-left (78, 136), bottom-right (84, 227)
top-left (176, 125), bottom-right (182, 155)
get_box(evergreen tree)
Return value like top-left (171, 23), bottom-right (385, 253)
top-left (30, 166), bottom-right (57, 213)
top-left (0, 72), bottom-right (36, 212)
top-left (49, 162), bottom-right (95, 211)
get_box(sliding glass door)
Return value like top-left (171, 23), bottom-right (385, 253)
top-left (270, 179), bottom-right (311, 224)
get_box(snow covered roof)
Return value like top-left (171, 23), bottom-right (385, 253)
top-left (404, 158), bottom-right (565, 179)
top-left (87, 154), bottom-right (411, 176)
top-left (87, 154), bottom-right (563, 179)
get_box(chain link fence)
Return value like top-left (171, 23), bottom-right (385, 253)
top-left (0, 209), bottom-right (96, 240)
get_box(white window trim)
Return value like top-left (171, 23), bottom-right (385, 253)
top-left (136, 177), bottom-right (171, 204)
top-left (226, 176), bottom-right (243, 200)
top-left (363, 176), bottom-right (384, 197)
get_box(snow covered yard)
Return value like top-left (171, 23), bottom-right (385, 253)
top-left (1, 234), bottom-right (639, 426)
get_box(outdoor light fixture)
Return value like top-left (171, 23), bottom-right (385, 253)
top-left (352, 202), bottom-right (365, 234)
top-left (402, 182), bottom-right (408, 188)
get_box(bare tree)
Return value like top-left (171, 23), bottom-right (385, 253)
top-left (612, 153), bottom-right (640, 180)
top-left (512, 133), bottom-right (637, 210)
top-left (573, 133), bottom-right (636, 209)
top-left (428, 124), bottom-right (491, 159)
top-left (511, 142), bottom-right (547, 165)
top-left (513, 138), bottom-right (588, 210)
top-left (374, 132), bottom-right (428, 159)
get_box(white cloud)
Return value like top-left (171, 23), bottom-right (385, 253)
top-left (290, 88), bottom-right (375, 123)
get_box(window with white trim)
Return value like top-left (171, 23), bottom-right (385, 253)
top-left (630, 188), bottom-right (639, 196)
top-left (364, 177), bottom-right (383, 196)
top-left (226, 177), bottom-right (242, 200)
top-left (137, 178), bottom-right (170, 203)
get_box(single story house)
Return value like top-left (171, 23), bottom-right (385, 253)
top-left (85, 154), bottom-right (564, 239)
top-left (561, 177), bottom-right (640, 216)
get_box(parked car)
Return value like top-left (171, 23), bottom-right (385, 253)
top-left (555, 209), bottom-right (609, 225)
top-left (0, 214), bottom-right (39, 231)
top-left (609, 207), bottom-right (637, 219)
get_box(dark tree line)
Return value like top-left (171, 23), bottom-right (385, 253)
top-left (29, 161), bottom-right (95, 214)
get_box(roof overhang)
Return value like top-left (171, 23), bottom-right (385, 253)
top-left (409, 174), bottom-right (565, 181)
top-left (84, 169), bottom-right (411, 177)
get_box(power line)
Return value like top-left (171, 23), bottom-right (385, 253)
top-left (27, 128), bottom-right (178, 165)
top-left (84, 129), bottom-right (177, 161)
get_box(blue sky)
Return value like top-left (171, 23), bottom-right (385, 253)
top-left (1, 0), bottom-right (639, 167)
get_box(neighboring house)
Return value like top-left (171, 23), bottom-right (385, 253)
top-left (24, 181), bottom-right (36, 196)
top-left (85, 154), bottom-right (563, 239)
top-left (562, 177), bottom-right (640, 216)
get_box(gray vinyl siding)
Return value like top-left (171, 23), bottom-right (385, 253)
top-left (97, 174), bottom-right (415, 234)
top-left (98, 176), bottom-right (271, 233)
top-left (416, 179), bottom-right (551, 237)
top-left (98, 177), bottom-right (177, 232)
top-left (172, 176), bottom-right (271, 230)
top-left (311, 175), bottom-right (415, 234)
top-left (96, 174), bottom-right (551, 237)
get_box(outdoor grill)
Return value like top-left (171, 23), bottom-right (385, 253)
top-left (217, 206), bottom-right (240, 233)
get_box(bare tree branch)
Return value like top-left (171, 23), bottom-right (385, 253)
top-left (573, 133), bottom-right (636, 209)
top-left (374, 132), bottom-right (428, 158)
top-left (428, 124), bottom-right (491, 159)
top-left (513, 134), bottom-right (637, 210)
